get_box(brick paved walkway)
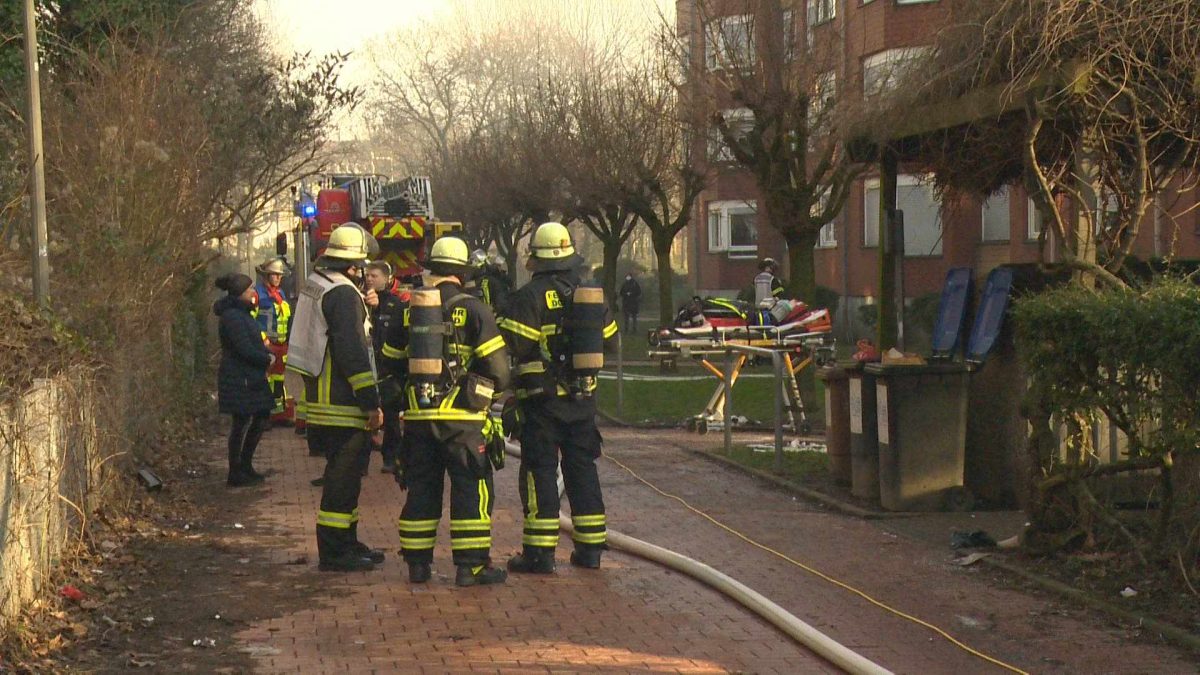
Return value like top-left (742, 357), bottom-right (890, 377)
top-left (230, 429), bottom-right (830, 674)
top-left (211, 426), bottom-right (1196, 674)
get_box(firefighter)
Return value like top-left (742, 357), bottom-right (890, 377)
top-left (388, 236), bottom-right (511, 587)
top-left (466, 249), bottom-right (512, 314)
top-left (364, 260), bottom-right (405, 474)
top-left (500, 222), bottom-right (618, 573)
top-left (753, 258), bottom-right (785, 305)
top-left (255, 257), bottom-right (293, 425)
top-left (286, 223), bottom-right (386, 572)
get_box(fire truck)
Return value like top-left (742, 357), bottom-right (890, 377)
top-left (288, 175), bottom-right (462, 282)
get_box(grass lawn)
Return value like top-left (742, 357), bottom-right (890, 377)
top-left (596, 362), bottom-right (824, 425)
top-left (720, 444), bottom-right (830, 484)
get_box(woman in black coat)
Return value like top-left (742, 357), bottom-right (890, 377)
top-left (214, 273), bottom-right (274, 486)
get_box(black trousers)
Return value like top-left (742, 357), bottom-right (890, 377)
top-left (228, 413), bottom-right (269, 476)
top-left (517, 398), bottom-right (606, 552)
top-left (311, 425), bottom-right (370, 561)
top-left (398, 422), bottom-right (494, 566)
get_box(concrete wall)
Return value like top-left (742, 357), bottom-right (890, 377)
top-left (0, 375), bottom-right (105, 629)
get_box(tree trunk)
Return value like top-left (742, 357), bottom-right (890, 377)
top-left (653, 238), bottom-right (674, 327)
top-left (601, 242), bottom-right (621, 311)
top-left (782, 227), bottom-right (819, 422)
top-left (784, 229), bottom-right (818, 303)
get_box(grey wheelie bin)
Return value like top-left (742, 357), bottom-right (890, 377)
top-left (816, 365), bottom-right (851, 486)
top-left (845, 362), bottom-right (879, 501)
top-left (865, 267), bottom-right (1014, 512)
top-left (865, 362), bottom-right (968, 511)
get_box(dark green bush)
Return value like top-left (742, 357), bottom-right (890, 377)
top-left (1013, 277), bottom-right (1200, 562)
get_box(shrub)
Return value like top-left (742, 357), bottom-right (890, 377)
top-left (1013, 277), bottom-right (1200, 567)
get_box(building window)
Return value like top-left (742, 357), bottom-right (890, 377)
top-left (783, 9), bottom-right (796, 62)
top-left (708, 108), bottom-right (754, 164)
top-left (818, 222), bottom-right (838, 248)
top-left (708, 200), bottom-right (759, 256)
top-left (863, 47), bottom-right (931, 98)
top-left (863, 176), bottom-right (943, 255)
top-left (806, 0), bottom-right (836, 45)
top-left (705, 14), bottom-right (753, 71)
top-left (813, 187), bottom-right (836, 248)
top-left (981, 186), bottom-right (1011, 242)
top-left (1027, 197), bottom-right (1042, 240)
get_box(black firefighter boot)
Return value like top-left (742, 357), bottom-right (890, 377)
top-left (570, 545), bottom-right (603, 570)
top-left (407, 561), bottom-right (431, 583)
top-left (455, 563), bottom-right (508, 587)
top-left (349, 523), bottom-right (385, 564)
top-left (506, 547), bottom-right (556, 574)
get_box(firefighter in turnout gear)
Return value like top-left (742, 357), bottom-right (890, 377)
top-left (465, 249), bottom-right (512, 315)
top-left (255, 257), bottom-right (293, 424)
top-left (286, 223), bottom-right (386, 572)
top-left (386, 236), bottom-right (511, 587)
top-left (499, 222), bottom-right (618, 574)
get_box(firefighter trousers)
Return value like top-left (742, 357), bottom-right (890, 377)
top-left (517, 399), bottom-right (606, 553)
top-left (398, 421), bottom-right (495, 566)
top-left (311, 425), bottom-right (370, 561)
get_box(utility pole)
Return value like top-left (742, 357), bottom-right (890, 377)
top-left (24, 0), bottom-right (50, 306)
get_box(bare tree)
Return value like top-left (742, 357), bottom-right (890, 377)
top-left (680, 0), bottom-right (864, 302)
top-left (891, 0), bottom-right (1200, 288)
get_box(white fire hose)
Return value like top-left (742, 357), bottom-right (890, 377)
top-left (503, 440), bottom-right (892, 675)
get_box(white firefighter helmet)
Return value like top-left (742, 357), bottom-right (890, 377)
top-left (324, 223), bottom-right (377, 261)
top-left (530, 222), bottom-right (575, 260)
top-left (256, 257), bottom-right (288, 275)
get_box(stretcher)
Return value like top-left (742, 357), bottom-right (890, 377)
top-left (647, 296), bottom-right (835, 435)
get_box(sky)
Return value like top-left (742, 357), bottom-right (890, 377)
top-left (253, 0), bottom-right (674, 95)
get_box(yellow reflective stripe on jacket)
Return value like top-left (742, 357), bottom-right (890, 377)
top-left (515, 361), bottom-right (545, 375)
top-left (602, 320), bottom-right (618, 338)
top-left (381, 343), bottom-right (407, 360)
top-left (348, 371), bottom-right (376, 391)
top-left (404, 409), bottom-right (488, 422)
top-left (500, 317), bottom-right (541, 342)
top-left (540, 324), bottom-right (559, 337)
top-left (475, 335), bottom-right (504, 358)
top-left (317, 510), bottom-right (354, 529)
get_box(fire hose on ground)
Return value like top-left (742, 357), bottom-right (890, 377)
top-left (502, 439), bottom-right (894, 675)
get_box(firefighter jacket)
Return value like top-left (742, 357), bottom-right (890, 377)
top-left (370, 288), bottom-right (404, 357)
top-left (254, 282), bottom-right (291, 343)
top-left (382, 278), bottom-right (509, 423)
top-left (499, 269), bottom-right (618, 401)
top-left (467, 269), bottom-right (512, 315)
top-left (286, 269), bottom-right (380, 429)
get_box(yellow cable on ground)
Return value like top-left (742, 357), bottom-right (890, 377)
top-left (604, 453), bottom-right (1030, 675)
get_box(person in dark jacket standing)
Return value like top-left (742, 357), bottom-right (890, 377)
top-left (214, 273), bottom-right (274, 487)
top-left (618, 273), bottom-right (642, 333)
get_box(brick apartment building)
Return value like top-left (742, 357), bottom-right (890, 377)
top-left (679, 0), bottom-right (1200, 340)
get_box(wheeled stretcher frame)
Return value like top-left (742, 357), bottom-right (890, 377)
top-left (649, 331), bottom-right (833, 435)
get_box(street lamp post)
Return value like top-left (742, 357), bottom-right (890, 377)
top-left (24, 0), bottom-right (50, 306)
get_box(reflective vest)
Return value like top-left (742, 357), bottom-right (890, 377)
top-left (287, 270), bottom-right (372, 378)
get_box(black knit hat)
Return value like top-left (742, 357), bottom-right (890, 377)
top-left (215, 273), bottom-right (254, 297)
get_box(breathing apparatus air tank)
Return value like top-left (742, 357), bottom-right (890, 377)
top-left (567, 285), bottom-right (606, 398)
top-left (407, 287), bottom-right (445, 406)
